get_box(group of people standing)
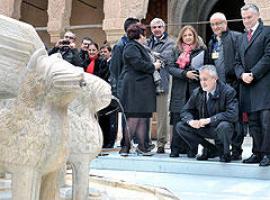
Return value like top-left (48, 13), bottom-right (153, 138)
top-left (110, 3), bottom-right (270, 167)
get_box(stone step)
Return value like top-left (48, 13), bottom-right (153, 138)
top-left (91, 151), bottom-right (270, 180)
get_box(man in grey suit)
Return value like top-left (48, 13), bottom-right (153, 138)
top-left (235, 3), bottom-right (270, 166)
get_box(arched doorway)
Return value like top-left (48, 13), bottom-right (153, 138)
top-left (169, 0), bottom-right (245, 42)
top-left (20, 0), bottom-right (50, 46)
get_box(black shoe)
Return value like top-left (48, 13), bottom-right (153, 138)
top-left (169, 151), bottom-right (180, 158)
top-left (136, 146), bottom-right (154, 156)
top-left (196, 147), bottom-right (218, 160)
top-left (259, 155), bottom-right (270, 167)
top-left (219, 154), bottom-right (231, 163)
top-left (157, 147), bottom-right (165, 154)
top-left (187, 150), bottom-right (197, 158)
top-left (231, 153), bottom-right (242, 161)
top-left (243, 154), bottom-right (261, 164)
top-left (119, 146), bottom-right (130, 156)
top-left (196, 148), bottom-right (209, 160)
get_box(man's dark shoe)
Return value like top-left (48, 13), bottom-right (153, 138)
top-left (157, 146), bottom-right (165, 154)
top-left (219, 154), bottom-right (231, 163)
top-left (187, 150), bottom-right (197, 158)
top-left (243, 154), bottom-right (261, 164)
top-left (231, 153), bottom-right (242, 161)
top-left (196, 149), bottom-right (209, 160)
top-left (259, 155), bottom-right (270, 167)
top-left (196, 147), bottom-right (218, 160)
top-left (169, 150), bottom-right (180, 158)
top-left (119, 146), bottom-right (130, 156)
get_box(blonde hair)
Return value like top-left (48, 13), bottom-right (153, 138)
top-left (176, 25), bottom-right (199, 51)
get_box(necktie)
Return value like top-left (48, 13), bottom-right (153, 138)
top-left (207, 93), bottom-right (215, 117)
top-left (247, 29), bottom-right (253, 42)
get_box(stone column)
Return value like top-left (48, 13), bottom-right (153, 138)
top-left (102, 0), bottom-right (149, 44)
top-left (244, 0), bottom-right (270, 25)
top-left (0, 0), bottom-right (22, 19)
top-left (47, 0), bottom-right (72, 43)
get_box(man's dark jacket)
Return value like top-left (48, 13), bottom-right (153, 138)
top-left (48, 46), bottom-right (81, 66)
top-left (109, 36), bottom-right (128, 97)
top-left (208, 30), bottom-right (241, 87)
top-left (180, 81), bottom-right (238, 127)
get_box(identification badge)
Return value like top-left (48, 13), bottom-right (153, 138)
top-left (211, 52), bottom-right (219, 59)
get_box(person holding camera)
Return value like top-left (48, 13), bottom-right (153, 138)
top-left (146, 18), bottom-right (175, 154)
top-left (48, 31), bottom-right (81, 66)
top-left (168, 25), bottom-right (209, 158)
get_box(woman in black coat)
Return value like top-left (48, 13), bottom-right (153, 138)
top-left (169, 25), bottom-right (209, 157)
top-left (120, 23), bottom-right (161, 155)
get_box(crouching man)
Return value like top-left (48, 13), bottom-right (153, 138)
top-left (176, 65), bottom-right (238, 162)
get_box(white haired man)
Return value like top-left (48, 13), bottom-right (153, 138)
top-left (176, 65), bottom-right (238, 162)
top-left (146, 18), bottom-right (175, 154)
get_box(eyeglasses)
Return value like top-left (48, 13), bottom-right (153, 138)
top-left (210, 22), bottom-right (224, 27)
top-left (64, 35), bottom-right (75, 39)
top-left (152, 25), bottom-right (163, 29)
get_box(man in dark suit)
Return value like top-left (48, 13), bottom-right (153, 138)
top-left (235, 4), bottom-right (270, 166)
top-left (176, 65), bottom-right (238, 162)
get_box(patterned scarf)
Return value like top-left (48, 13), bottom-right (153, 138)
top-left (86, 54), bottom-right (98, 74)
top-left (176, 43), bottom-right (194, 69)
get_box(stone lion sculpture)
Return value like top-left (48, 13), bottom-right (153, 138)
top-left (68, 72), bottom-right (111, 200)
top-left (0, 15), bottom-right (111, 200)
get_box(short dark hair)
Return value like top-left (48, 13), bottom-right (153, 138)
top-left (81, 37), bottom-right (92, 43)
top-left (100, 44), bottom-right (112, 52)
top-left (127, 23), bottom-right (146, 40)
top-left (124, 17), bottom-right (140, 32)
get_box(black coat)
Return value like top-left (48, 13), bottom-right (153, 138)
top-left (121, 40), bottom-right (156, 116)
top-left (168, 46), bottom-right (209, 113)
top-left (180, 81), bottom-right (238, 127)
top-left (208, 30), bottom-right (241, 87)
top-left (48, 46), bottom-right (81, 66)
top-left (234, 21), bottom-right (270, 112)
top-left (109, 36), bottom-right (129, 97)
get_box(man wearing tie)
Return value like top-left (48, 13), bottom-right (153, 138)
top-left (235, 4), bottom-right (270, 166)
top-left (175, 65), bottom-right (238, 162)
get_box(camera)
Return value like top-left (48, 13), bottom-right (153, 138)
top-left (153, 70), bottom-right (164, 94)
top-left (61, 40), bottom-right (70, 46)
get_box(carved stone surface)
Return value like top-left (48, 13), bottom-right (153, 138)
top-left (68, 73), bottom-right (111, 200)
top-left (0, 14), bottom-right (111, 200)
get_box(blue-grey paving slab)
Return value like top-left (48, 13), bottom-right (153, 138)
top-left (90, 169), bottom-right (270, 200)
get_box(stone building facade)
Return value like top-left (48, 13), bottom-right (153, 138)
top-left (0, 0), bottom-right (269, 46)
